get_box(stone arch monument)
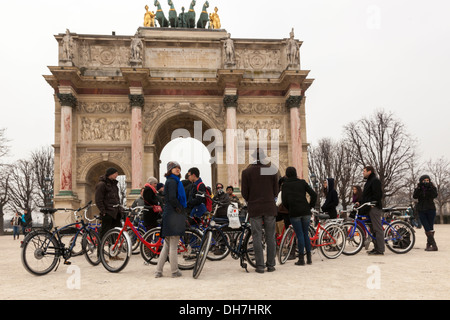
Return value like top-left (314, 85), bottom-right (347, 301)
top-left (44, 27), bottom-right (314, 225)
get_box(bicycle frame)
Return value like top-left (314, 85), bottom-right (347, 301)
top-left (348, 210), bottom-right (405, 242)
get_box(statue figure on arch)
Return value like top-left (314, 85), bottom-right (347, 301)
top-left (286, 28), bottom-right (300, 67)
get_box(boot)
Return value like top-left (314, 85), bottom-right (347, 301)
top-left (306, 252), bottom-right (312, 265)
top-left (425, 231), bottom-right (438, 251)
top-left (425, 231), bottom-right (432, 251)
top-left (295, 253), bottom-right (305, 266)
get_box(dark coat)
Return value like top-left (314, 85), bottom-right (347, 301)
top-left (282, 177), bottom-right (317, 217)
top-left (187, 178), bottom-right (206, 209)
top-left (241, 163), bottom-right (278, 218)
top-left (321, 178), bottom-right (339, 218)
top-left (95, 175), bottom-right (121, 219)
top-left (361, 172), bottom-right (383, 214)
top-left (413, 183), bottom-right (438, 212)
top-left (161, 176), bottom-right (186, 238)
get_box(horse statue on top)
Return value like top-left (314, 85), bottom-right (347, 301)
top-left (154, 0), bottom-right (169, 27)
top-left (186, 0), bottom-right (196, 28)
top-left (168, 0), bottom-right (178, 28)
top-left (197, 1), bottom-right (209, 29)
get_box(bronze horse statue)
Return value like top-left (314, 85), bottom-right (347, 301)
top-left (186, 0), bottom-right (196, 28)
top-left (168, 0), bottom-right (178, 28)
top-left (196, 1), bottom-right (209, 28)
top-left (154, 0), bottom-right (169, 27)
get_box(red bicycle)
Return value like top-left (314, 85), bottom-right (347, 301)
top-left (278, 209), bottom-right (346, 264)
top-left (99, 205), bottom-right (203, 273)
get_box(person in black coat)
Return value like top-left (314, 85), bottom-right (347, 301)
top-left (142, 176), bottom-right (162, 230)
top-left (95, 167), bottom-right (122, 240)
top-left (321, 178), bottom-right (339, 219)
top-left (357, 166), bottom-right (384, 255)
top-left (413, 175), bottom-right (438, 251)
top-left (282, 167), bottom-right (317, 265)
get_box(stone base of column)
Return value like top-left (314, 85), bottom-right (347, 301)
top-left (52, 193), bottom-right (81, 228)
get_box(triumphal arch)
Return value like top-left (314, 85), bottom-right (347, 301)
top-left (44, 9), bottom-right (313, 222)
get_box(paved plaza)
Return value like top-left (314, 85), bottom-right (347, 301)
top-left (1, 225), bottom-right (449, 300)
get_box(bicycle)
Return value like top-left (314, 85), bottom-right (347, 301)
top-left (342, 202), bottom-right (416, 255)
top-left (99, 205), bottom-right (203, 273)
top-left (21, 201), bottom-right (100, 276)
top-left (278, 209), bottom-right (346, 264)
top-left (192, 209), bottom-right (256, 279)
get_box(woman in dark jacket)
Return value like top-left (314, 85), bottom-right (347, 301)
top-left (142, 176), bottom-right (162, 230)
top-left (321, 178), bottom-right (339, 219)
top-left (282, 167), bottom-right (317, 266)
top-left (155, 161), bottom-right (187, 278)
top-left (413, 175), bottom-right (438, 251)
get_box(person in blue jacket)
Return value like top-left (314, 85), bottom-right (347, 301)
top-left (155, 161), bottom-right (187, 278)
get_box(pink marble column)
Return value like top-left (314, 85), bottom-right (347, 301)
top-left (57, 93), bottom-right (77, 194)
top-left (129, 94), bottom-right (144, 193)
top-left (287, 95), bottom-right (303, 178)
top-left (225, 96), bottom-right (239, 190)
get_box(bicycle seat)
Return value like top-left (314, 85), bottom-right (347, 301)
top-left (40, 208), bottom-right (58, 215)
top-left (318, 213), bottom-right (330, 220)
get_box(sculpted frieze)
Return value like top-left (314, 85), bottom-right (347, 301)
top-left (77, 102), bottom-right (129, 114)
top-left (237, 118), bottom-right (286, 141)
top-left (235, 49), bottom-right (281, 70)
top-left (237, 103), bottom-right (286, 115)
top-left (80, 117), bottom-right (130, 142)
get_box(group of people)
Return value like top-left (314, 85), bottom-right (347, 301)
top-left (10, 209), bottom-right (32, 240)
top-left (93, 150), bottom-right (439, 278)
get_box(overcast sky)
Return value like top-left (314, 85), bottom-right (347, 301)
top-left (1, 0), bottom-right (449, 174)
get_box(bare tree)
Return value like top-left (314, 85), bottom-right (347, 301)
top-left (7, 160), bottom-right (37, 213)
top-left (344, 109), bottom-right (417, 206)
top-left (426, 157), bottom-right (450, 224)
top-left (31, 146), bottom-right (54, 207)
top-left (0, 166), bottom-right (11, 235)
top-left (0, 128), bottom-right (9, 159)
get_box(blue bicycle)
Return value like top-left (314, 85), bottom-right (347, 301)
top-left (342, 202), bottom-right (416, 255)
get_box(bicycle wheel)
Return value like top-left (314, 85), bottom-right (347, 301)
top-left (243, 228), bottom-right (260, 269)
top-left (82, 229), bottom-right (101, 266)
top-left (278, 226), bottom-right (296, 264)
top-left (207, 229), bottom-right (231, 261)
top-left (342, 222), bottom-right (365, 255)
top-left (319, 224), bottom-right (345, 259)
top-left (21, 230), bottom-right (60, 276)
top-left (193, 230), bottom-right (212, 279)
top-left (178, 229), bottom-right (203, 270)
top-left (140, 227), bottom-right (162, 265)
top-left (100, 228), bottom-right (131, 273)
top-left (385, 221), bottom-right (415, 254)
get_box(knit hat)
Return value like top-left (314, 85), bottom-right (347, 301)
top-left (105, 167), bottom-right (118, 177)
top-left (167, 161), bottom-right (181, 172)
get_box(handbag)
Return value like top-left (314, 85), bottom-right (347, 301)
top-left (152, 205), bottom-right (163, 213)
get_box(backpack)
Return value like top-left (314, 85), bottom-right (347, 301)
top-left (197, 182), bottom-right (213, 212)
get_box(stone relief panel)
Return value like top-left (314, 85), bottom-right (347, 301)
top-left (235, 49), bottom-right (282, 70)
top-left (79, 117), bottom-right (130, 142)
top-left (77, 102), bottom-right (129, 114)
top-left (78, 44), bottom-right (130, 68)
top-left (237, 102), bottom-right (286, 115)
top-left (237, 118), bottom-right (286, 142)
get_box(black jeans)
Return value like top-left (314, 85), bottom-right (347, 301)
top-left (100, 214), bottom-right (122, 240)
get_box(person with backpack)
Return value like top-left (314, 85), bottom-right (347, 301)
top-left (187, 167), bottom-right (211, 218)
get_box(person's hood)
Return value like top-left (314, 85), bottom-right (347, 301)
top-left (327, 178), bottom-right (335, 192)
top-left (419, 175), bottom-right (431, 183)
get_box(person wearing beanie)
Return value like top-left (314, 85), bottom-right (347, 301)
top-left (413, 175), bottom-right (439, 251)
top-left (155, 161), bottom-right (187, 278)
top-left (95, 167), bottom-right (121, 240)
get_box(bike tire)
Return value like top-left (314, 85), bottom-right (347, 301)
top-left (207, 229), bottom-right (231, 261)
top-left (82, 229), bottom-right (101, 266)
top-left (193, 230), bottom-right (212, 279)
top-left (278, 226), bottom-right (296, 264)
top-left (178, 229), bottom-right (203, 270)
top-left (342, 222), bottom-right (365, 256)
top-left (319, 223), bottom-right (345, 259)
top-left (243, 228), bottom-right (259, 269)
top-left (100, 228), bottom-right (132, 273)
top-left (21, 230), bottom-right (59, 276)
top-left (385, 220), bottom-right (415, 254)
top-left (140, 227), bottom-right (162, 265)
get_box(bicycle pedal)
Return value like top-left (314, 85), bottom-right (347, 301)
top-left (64, 260), bottom-right (72, 265)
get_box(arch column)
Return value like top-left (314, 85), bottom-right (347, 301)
top-left (129, 92), bottom-right (144, 194)
top-left (286, 93), bottom-right (304, 178)
top-left (224, 91), bottom-right (239, 191)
